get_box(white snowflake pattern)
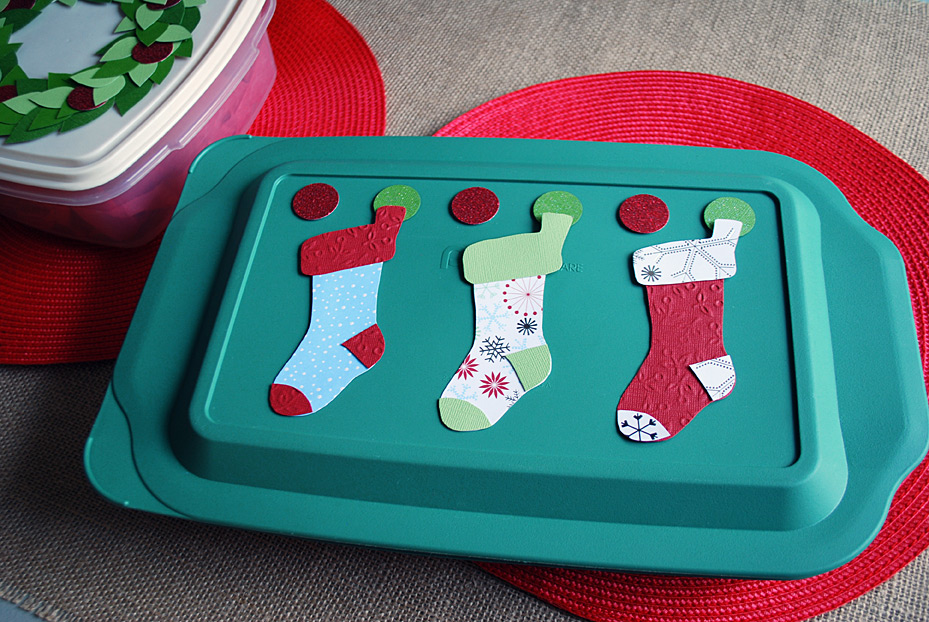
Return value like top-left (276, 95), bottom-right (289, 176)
top-left (477, 301), bottom-right (509, 332)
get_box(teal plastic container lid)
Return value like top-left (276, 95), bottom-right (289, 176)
top-left (84, 136), bottom-right (929, 579)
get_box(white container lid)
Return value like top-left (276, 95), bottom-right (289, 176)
top-left (0, 0), bottom-right (265, 192)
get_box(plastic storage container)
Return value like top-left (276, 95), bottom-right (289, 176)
top-left (0, 0), bottom-right (276, 247)
top-left (85, 137), bottom-right (928, 579)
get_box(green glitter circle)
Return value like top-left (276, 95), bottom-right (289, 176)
top-left (704, 197), bottom-right (755, 236)
top-left (373, 185), bottom-right (421, 220)
top-left (532, 191), bottom-right (583, 225)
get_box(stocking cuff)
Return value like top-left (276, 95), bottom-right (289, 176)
top-left (301, 205), bottom-right (406, 276)
top-left (632, 218), bottom-right (740, 286)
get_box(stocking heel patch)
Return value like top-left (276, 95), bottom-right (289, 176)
top-left (689, 355), bottom-right (735, 401)
top-left (342, 324), bottom-right (385, 368)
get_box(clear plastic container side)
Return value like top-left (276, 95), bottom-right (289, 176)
top-left (0, 6), bottom-right (277, 247)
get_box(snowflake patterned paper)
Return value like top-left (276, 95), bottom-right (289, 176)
top-left (442, 276), bottom-right (549, 429)
top-left (440, 194), bottom-right (581, 432)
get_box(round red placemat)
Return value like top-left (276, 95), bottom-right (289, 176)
top-left (437, 71), bottom-right (929, 622)
top-left (0, 0), bottom-right (385, 365)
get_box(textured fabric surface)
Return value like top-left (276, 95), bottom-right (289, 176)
top-left (2, 0), bottom-right (929, 621)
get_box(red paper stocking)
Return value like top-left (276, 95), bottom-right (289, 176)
top-left (617, 217), bottom-right (742, 442)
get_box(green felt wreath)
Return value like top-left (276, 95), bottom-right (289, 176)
top-left (0, 0), bottom-right (203, 144)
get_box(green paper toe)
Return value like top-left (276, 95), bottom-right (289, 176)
top-left (374, 184), bottom-right (420, 220)
top-left (532, 190), bottom-right (583, 225)
top-left (439, 398), bottom-right (492, 431)
top-left (704, 197), bottom-right (755, 235)
top-left (463, 212), bottom-right (573, 284)
top-left (505, 345), bottom-right (551, 391)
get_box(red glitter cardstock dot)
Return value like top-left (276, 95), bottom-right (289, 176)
top-left (619, 194), bottom-right (670, 233)
top-left (0, 85), bottom-right (17, 103)
top-left (451, 186), bottom-right (499, 225)
top-left (66, 86), bottom-right (104, 111)
top-left (292, 183), bottom-right (339, 220)
top-left (132, 41), bottom-right (174, 64)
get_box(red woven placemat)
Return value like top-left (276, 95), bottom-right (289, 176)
top-left (0, 0), bottom-right (385, 365)
top-left (436, 71), bottom-right (929, 622)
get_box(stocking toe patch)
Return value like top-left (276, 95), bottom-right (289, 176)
top-left (270, 384), bottom-right (313, 417)
top-left (617, 410), bottom-right (671, 442)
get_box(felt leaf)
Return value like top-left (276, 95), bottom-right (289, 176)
top-left (149, 54), bottom-right (173, 83)
top-left (120, 1), bottom-right (136, 21)
top-left (0, 42), bottom-right (23, 59)
top-left (16, 77), bottom-right (47, 93)
top-left (100, 36), bottom-right (138, 61)
top-left (134, 5), bottom-right (160, 30)
top-left (0, 9), bottom-right (39, 31)
top-left (180, 6), bottom-right (199, 31)
top-left (94, 57), bottom-right (137, 79)
top-left (114, 79), bottom-right (151, 115)
top-left (155, 24), bottom-right (190, 42)
top-left (92, 75), bottom-right (125, 105)
top-left (0, 103), bottom-right (19, 124)
top-left (114, 16), bottom-right (134, 33)
top-left (174, 37), bottom-right (192, 58)
top-left (0, 121), bottom-right (14, 136)
top-left (3, 93), bottom-right (36, 115)
top-left (28, 105), bottom-right (64, 131)
top-left (0, 0), bottom-right (9, 12)
top-left (55, 0), bottom-right (76, 6)
top-left (56, 100), bottom-right (76, 119)
top-left (46, 72), bottom-right (70, 88)
top-left (137, 21), bottom-right (167, 46)
top-left (183, 0), bottom-right (205, 6)
top-left (128, 61), bottom-right (157, 86)
top-left (61, 98), bottom-right (113, 132)
top-left (160, 3), bottom-right (184, 25)
top-left (71, 68), bottom-right (119, 88)
top-left (6, 107), bottom-right (58, 143)
top-left (145, 0), bottom-right (169, 4)
top-left (0, 53), bottom-right (17, 78)
top-left (28, 86), bottom-right (72, 108)
top-left (0, 64), bottom-right (25, 87)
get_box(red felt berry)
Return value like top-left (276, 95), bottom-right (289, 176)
top-left (618, 194), bottom-right (669, 234)
top-left (132, 41), bottom-right (174, 65)
top-left (0, 85), bottom-right (17, 103)
top-left (292, 183), bottom-right (339, 220)
top-left (451, 186), bottom-right (499, 225)
top-left (66, 86), bottom-right (104, 111)
top-left (2, 0), bottom-right (36, 10)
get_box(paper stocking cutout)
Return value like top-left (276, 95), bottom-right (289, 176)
top-left (269, 204), bottom-right (407, 416)
top-left (617, 218), bottom-right (742, 442)
top-left (440, 208), bottom-right (577, 431)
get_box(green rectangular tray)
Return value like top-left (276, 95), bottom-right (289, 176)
top-left (85, 136), bottom-right (928, 579)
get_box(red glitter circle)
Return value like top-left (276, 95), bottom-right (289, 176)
top-left (132, 41), bottom-right (173, 64)
top-left (2, 0), bottom-right (36, 9)
top-left (0, 84), bottom-right (17, 103)
top-left (451, 186), bottom-right (499, 225)
top-left (292, 183), bottom-right (339, 220)
top-left (66, 86), bottom-right (104, 111)
top-left (618, 194), bottom-right (669, 233)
